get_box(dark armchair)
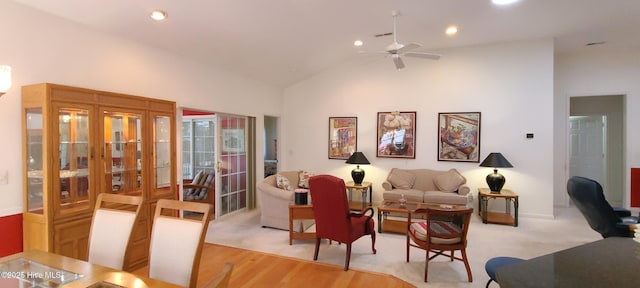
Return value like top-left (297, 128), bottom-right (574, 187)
top-left (308, 174), bottom-right (376, 271)
top-left (567, 176), bottom-right (638, 238)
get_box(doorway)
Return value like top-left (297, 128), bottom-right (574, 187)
top-left (181, 110), bottom-right (255, 218)
top-left (264, 116), bottom-right (278, 177)
top-left (568, 95), bottom-right (624, 207)
top-left (568, 115), bottom-right (606, 186)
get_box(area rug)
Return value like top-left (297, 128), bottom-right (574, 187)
top-left (204, 207), bottom-right (599, 287)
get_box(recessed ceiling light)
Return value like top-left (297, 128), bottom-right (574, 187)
top-left (150, 10), bottom-right (168, 21)
top-left (354, 40), bottom-right (364, 47)
top-left (446, 26), bottom-right (458, 36)
top-left (492, 0), bottom-right (519, 5)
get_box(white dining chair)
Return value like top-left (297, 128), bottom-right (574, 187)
top-left (148, 199), bottom-right (212, 288)
top-left (87, 193), bottom-right (143, 270)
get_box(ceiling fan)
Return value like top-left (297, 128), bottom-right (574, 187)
top-left (378, 10), bottom-right (441, 70)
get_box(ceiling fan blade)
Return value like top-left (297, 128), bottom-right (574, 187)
top-left (392, 55), bottom-right (405, 70)
top-left (358, 50), bottom-right (389, 55)
top-left (397, 43), bottom-right (421, 54)
top-left (404, 52), bottom-right (441, 60)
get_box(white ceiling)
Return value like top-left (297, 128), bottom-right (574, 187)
top-left (13, 0), bottom-right (640, 88)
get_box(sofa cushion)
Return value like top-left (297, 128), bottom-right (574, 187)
top-left (434, 169), bottom-right (466, 193)
top-left (383, 189), bottom-right (424, 203)
top-left (298, 171), bottom-right (312, 189)
top-left (387, 169), bottom-right (416, 189)
top-left (423, 191), bottom-right (468, 205)
top-left (276, 174), bottom-right (292, 191)
top-left (411, 169), bottom-right (440, 191)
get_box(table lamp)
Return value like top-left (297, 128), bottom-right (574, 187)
top-left (479, 152), bottom-right (513, 193)
top-left (345, 152), bottom-right (370, 185)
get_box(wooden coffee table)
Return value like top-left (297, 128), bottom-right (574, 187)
top-left (377, 200), bottom-right (424, 233)
top-left (377, 200), bottom-right (471, 233)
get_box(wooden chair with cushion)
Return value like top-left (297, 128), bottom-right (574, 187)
top-left (87, 193), bottom-right (143, 270)
top-left (203, 263), bottom-right (234, 288)
top-left (406, 206), bottom-right (473, 282)
top-left (308, 174), bottom-right (376, 271)
top-left (183, 170), bottom-right (215, 205)
top-left (148, 199), bottom-right (212, 288)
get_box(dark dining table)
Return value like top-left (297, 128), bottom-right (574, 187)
top-left (496, 237), bottom-right (640, 287)
top-left (0, 249), bottom-right (181, 288)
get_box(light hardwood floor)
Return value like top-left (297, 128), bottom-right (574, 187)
top-left (135, 243), bottom-right (415, 287)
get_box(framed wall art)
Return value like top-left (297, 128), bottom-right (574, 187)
top-left (438, 112), bottom-right (481, 162)
top-left (222, 128), bottom-right (245, 153)
top-left (376, 111), bottom-right (416, 158)
top-left (328, 117), bottom-right (357, 159)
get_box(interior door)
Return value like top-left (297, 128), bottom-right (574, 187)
top-left (569, 115), bottom-right (607, 193)
top-left (216, 114), bottom-right (248, 217)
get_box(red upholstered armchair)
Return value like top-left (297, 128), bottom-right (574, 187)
top-left (308, 174), bottom-right (376, 271)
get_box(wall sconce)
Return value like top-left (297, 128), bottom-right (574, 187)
top-left (0, 65), bottom-right (12, 96)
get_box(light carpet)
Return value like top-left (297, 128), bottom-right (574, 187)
top-left (204, 206), bottom-right (600, 287)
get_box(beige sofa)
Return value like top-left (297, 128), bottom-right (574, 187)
top-left (382, 168), bottom-right (470, 205)
top-left (257, 170), bottom-right (311, 230)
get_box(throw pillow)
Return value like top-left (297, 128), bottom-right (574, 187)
top-left (387, 169), bottom-right (416, 189)
top-left (276, 174), bottom-right (292, 191)
top-left (434, 169), bottom-right (466, 193)
top-left (298, 171), bottom-right (312, 189)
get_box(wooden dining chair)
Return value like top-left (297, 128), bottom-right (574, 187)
top-left (406, 206), bottom-right (473, 282)
top-left (203, 263), bottom-right (234, 288)
top-left (87, 193), bottom-right (143, 270)
top-left (148, 199), bottom-right (212, 288)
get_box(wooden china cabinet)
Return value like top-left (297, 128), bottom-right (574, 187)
top-left (21, 83), bottom-right (176, 271)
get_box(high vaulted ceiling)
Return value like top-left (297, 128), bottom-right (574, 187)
top-left (13, 0), bottom-right (640, 88)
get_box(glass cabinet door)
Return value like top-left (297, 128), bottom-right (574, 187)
top-left (25, 108), bottom-right (44, 214)
top-left (53, 104), bottom-right (93, 215)
top-left (151, 113), bottom-right (175, 199)
top-left (103, 110), bottom-right (143, 195)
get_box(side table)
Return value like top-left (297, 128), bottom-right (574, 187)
top-left (478, 188), bottom-right (519, 227)
top-left (288, 204), bottom-right (315, 245)
top-left (345, 181), bottom-right (372, 211)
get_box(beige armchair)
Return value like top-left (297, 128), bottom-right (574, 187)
top-left (257, 170), bottom-right (304, 230)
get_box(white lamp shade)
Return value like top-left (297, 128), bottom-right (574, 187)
top-left (0, 65), bottom-right (11, 93)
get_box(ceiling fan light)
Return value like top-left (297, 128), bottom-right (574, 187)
top-left (354, 40), bottom-right (363, 47)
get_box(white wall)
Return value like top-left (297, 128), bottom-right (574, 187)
top-left (282, 39), bottom-right (556, 218)
top-left (0, 1), bottom-right (282, 216)
top-left (555, 47), bottom-right (640, 209)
